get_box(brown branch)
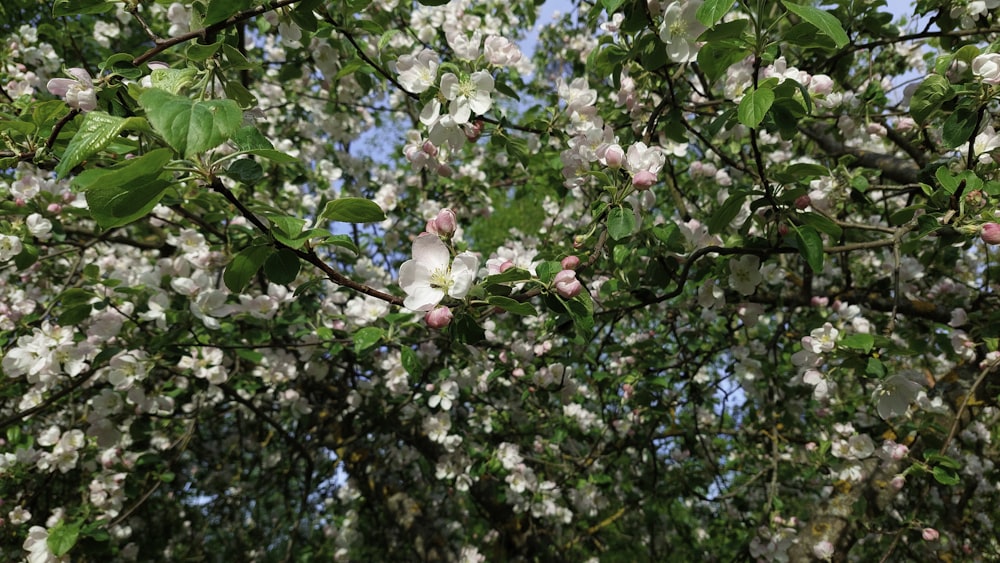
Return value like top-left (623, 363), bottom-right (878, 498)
top-left (209, 178), bottom-right (404, 306)
top-left (800, 124), bottom-right (921, 185)
top-left (132, 0), bottom-right (304, 66)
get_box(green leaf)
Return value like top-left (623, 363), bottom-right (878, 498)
top-left (563, 291), bottom-right (595, 336)
top-left (798, 211), bottom-right (843, 238)
top-left (231, 126), bottom-right (275, 151)
top-left (697, 42), bottom-right (751, 85)
top-left (932, 466), bottom-right (960, 486)
top-left (924, 452), bottom-right (963, 470)
top-left (910, 75), bottom-right (954, 125)
top-left (149, 68), bottom-right (199, 94)
top-left (14, 243), bottom-right (40, 270)
top-left (224, 245), bottom-right (273, 293)
top-left (204, 0), bottom-right (255, 26)
top-left (417, 0), bottom-right (450, 5)
top-left (781, 1), bottom-right (849, 48)
top-left (607, 206), bottom-right (636, 240)
top-left (241, 149), bottom-right (298, 163)
top-left (485, 267), bottom-right (534, 285)
top-left (55, 112), bottom-right (126, 177)
top-left (942, 106), bottom-right (979, 149)
top-left (227, 159), bottom-right (263, 183)
top-left (738, 87), bottom-right (775, 129)
top-left (52, 0), bottom-right (112, 16)
top-left (320, 198), bottom-right (386, 223)
top-left (696, 0), bottom-right (733, 27)
top-left (353, 327), bottom-right (384, 354)
top-left (401, 346), bottom-right (422, 376)
top-left (80, 149), bottom-right (174, 228)
top-left (138, 89), bottom-right (243, 158)
top-left (46, 521), bottom-right (80, 557)
top-left (487, 296), bottom-right (538, 316)
top-left (264, 248), bottom-right (300, 285)
top-left (707, 192), bottom-right (746, 234)
top-left (840, 333), bottom-right (874, 353)
top-left (59, 303), bottom-right (93, 325)
top-left (794, 225), bottom-right (824, 273)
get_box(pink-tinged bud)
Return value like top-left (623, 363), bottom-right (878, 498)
top-left (424, 306), bottom-right (453, 329)
top-left (966, 190), bottom-right (985, 209)
top-left (890, 475), bottom-right (905, 490)
top-left (465, 120), bottom-right (484, 142)
top-left (794, 195), bottom-right (811, 210)
top-left (47, 203), bottom-right (62, 213)
top-left (561, 255), bottom-right (580, 270)
top-left (922, 528), bottom-right (939, 542)
top-left (422, 140), bottom-right (438, 156)
top-left (981, 223), bottom-right (1000, 245)
top-left (499, 260), bottom-right (515, 273)
top-left (604, 144), bottom-right (625, 169)
top-left (425, 219), bottom-right (440, 235)
top-left (437, 163), bottom-right (453, 177)
top-left (632, 170), bottom-right (656, 189)
top-left (810, 296), bottom-right (829, 307)
top-left (14, 198), bottom-right (26, 207)
top-left (553, 269), bottom-right (583, 298)
top-left (434, 208), bottom-right (457, 236)
top-left (778, 223), bottom-right (789, 237)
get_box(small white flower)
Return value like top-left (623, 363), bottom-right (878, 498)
top-left (398, 233), bottom-right (478, 311)
top-left (0, 234), bottom-right (23, 261)
top-left (973, 53), bottom-right (1000, 84)
top-left (46, 67), bottom-right (98, 112)
top-left (396, 49), bottom-right (439, 94)
top-left (874, 374), bottom-right (924, 419)
top-left (728, 255), bottom-right (762, 295)
top-left (658, 0), bottom-right (707, 63)
top-left (439, 71), bottom-right (494, 124)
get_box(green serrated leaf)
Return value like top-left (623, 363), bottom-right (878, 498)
top-left (241, 149), bottom-right (297, 163)
top-left (696, 0), bottom-right (733, 27)
top-left (231, 126), bottom-right (275, 151)
top-left (46, 521), bottom-right (80, 557)
top-left (485, 267), bottom-right (534, 285)
top-left (55, 112), bottom-right (127, 177)
top-left (942, 106), bottom-right (979, 149)
top-left (840, 333), bottom-right (874, 353)
top-left (795, 225), bottom-right (824, 273)
top-left (149, 68), bottom-right (199, 94)
top-left (353, 327), bottom-right (384, 353)
top-left (264, 248), bottom-right (300, 285)
top-left (487, 296), bottom-right (538, 316)
top-left (401, 346), bottom-right (422, 376)
top-left (607, 206), bottom-right (635, 240)
top-left (227, 159), bottom-right (263, 183)
top-left (738, 87), bottom-right (775, 129)
top-left (910, 75), bottom-right (954, 125)
top-left (224, 245), bottom-right (273, 293)
top-left (798, 211), bottom-right (843, 238)
top-left (320, 198), bottom-right (386, 223)
top-left (138, 89), bottom-right (243, 158)
top-left (79, 149), bottom-right (174, 228)
top-left (932, 466), bottom-right (960, 486)
top-left (782, 1), bottom-right (849, 48)
top-left (708, 192), bottom-right (747, 234)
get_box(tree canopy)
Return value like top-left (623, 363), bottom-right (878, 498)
top-left (2, 0), bottom-right (1000, 561)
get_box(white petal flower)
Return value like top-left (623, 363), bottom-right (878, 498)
top-left (396, 49), bottom-right (439, 94)
top-left (399, 234), bottom-right (478, 311)
top-left (874, 374), bottom-right (924, 419)
top-left (440, 71), bottom-right (494, 124)
top-left (46, 67), bottom-right (98, 112)
top-left (658, 0), bottom-right (707, 63)
top-left (728, 255), bottom-right (762, 295)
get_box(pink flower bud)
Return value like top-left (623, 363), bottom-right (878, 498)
top-left (553, 269), bottom-right (583, 298)
top-left (464, 120), bottom-right (484, 142)
top-left (922, 528), bottom-right (939, 542)
top-left (424, 306), bottom-right (453, 329)
top-left (981, 222), bottom-right (1000, 245)
top-left (603, 144), bottom-right (625, 169)
top-left (794, 195), bottom-right (811, 210)
top-left (47, 203), bottom-right (62, 213)
top-left (434, 208), bottom-right (457, 236)
top-left (422, 140), bottom-right (438, 156)
top-left (437, 164), bottom-right (453, 177)
top-left (499, 260), bottom-right (515, 273)
top-left (561, 255), bottom-right (580, 270)
top-left (632, 170), bottom-right (656, 189)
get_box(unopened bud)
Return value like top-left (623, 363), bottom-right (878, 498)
top-left (981, 222), bottom-right (1000, 245)
top-left (424, 306), bottom-right (453, 329)
top-left (434, 208), bottom-right (457, 236)
top-left (632, 170), bottom-right (656, 189)
top-left (604, 144), bottom-right (625, 169)
top-left (553, 269), bottom-right (583, 298)
top-left (561, 255), bottom-right (580, 270)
